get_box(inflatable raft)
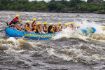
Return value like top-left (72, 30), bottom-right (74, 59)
top-left (80, 27), bottom-right (96, 36)
top-left (5, 27), bottom-right (55, 40)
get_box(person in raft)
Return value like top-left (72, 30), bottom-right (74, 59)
top-left (24, 20), bottom-right (32, 32)
top-left (43, 22), bottom-right (48, 33)
top-left (31, 18), bottom-right (36, 27)
top-left (8, 15), bottom-right (22, 30)
top-left (8, 15), bottom-right (21, 26)
top-left (36, 22), bottom-right (43, 33)
top-left (31, 18), bottom-right (37, 32)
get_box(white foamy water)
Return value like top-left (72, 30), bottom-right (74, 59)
top-left (0, 11), bottom-right (105, 70)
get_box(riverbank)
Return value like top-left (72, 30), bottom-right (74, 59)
top-left (0, 0), bottom-right (105, 14)
top-left (1, 9), bottom-right (105, 14)
top-left (0, 10), bottom-right (105, 14)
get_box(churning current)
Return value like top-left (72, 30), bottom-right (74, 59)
top-left (0, 11), bottom-right (105, 70)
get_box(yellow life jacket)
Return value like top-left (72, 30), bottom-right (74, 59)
top-left (25, 26), bottom-right (30, 31)
top-left (51, 28), bottom-right (54, 33)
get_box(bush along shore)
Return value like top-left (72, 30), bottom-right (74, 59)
top-left (0, 0), bottom-right (105, 14)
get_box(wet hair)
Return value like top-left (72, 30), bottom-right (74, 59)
top-left (26, 23), bottom-right (30, 27)
top-left (48, 25), bottom-right (53, 33)
top-left (53, 25), bottom-right (58, 32)
top-left (31, 21), bottom-right (36, 27)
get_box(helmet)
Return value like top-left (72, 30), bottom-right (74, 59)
top-left (33, 18), bottom-right (36, 21)
top-left (43, 22), bottom-right (47, 24)
top-left (64, 22), bottom-right (69, 26)
top-left (58, 22), bottom-right (61, 25)
top-left (64, 24), bottom-right (68, 26)
top-left (68, 22), bottom-right (75, 25)
top-left (37, 22), bottom-right (41, 25)
top-left (26, 20), bottom-right (30, 23)
top-left (15, 14), bottom-right (20, 17)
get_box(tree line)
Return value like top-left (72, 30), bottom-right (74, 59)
top-left (0, 0), bottom-right (105, 14)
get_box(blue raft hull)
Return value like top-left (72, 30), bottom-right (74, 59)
top-left (5, 27), bottom-right (54, 40)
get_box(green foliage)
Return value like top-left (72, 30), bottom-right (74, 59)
top-left (0, 0), bottom-right (105, 13)
top-left (48, 1), bottom-right (65, 12)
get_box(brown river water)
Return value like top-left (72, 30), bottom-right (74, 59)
top-left (0, 11), bottom-right (105, 70)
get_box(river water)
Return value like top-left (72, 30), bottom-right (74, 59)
top-left (0, 11), bottom-right (105, 70)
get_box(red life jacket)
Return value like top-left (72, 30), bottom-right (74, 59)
top-left (9, 17), bottom-right (19, 25)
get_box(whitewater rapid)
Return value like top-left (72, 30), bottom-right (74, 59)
top-left (0, 11), bottom-right (105, 70)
